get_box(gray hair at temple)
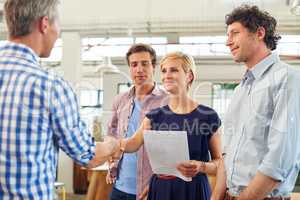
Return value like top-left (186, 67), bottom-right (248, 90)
top-left (4, 0), bottom-right (60, 37)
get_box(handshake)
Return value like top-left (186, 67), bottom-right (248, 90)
top-left (87, 136), bottom-right (125, 168)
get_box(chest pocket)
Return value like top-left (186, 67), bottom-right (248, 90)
top-left (249, 78), bottom-right (273, 123)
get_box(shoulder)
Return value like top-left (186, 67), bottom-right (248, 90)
top-left (149, 85), bottom-right (169, 106)
top-left (148, 105), bottom-right (168, 115)
top-left (146, 105), bottom-right (169, 119)
top-left (111, 90), bottom-right (132, 107)
top-left (268, 61), bottom-right (300, 88)
top-left (197, 104), bottom-right (221, 123)
top-left (197, 104), bottom-right (219, 116)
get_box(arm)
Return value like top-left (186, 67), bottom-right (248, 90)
top-left (51, 79), bottom-right (100, 166)
top-left (123, 117), bottom-right (151, 153)
top-left (209, 130), bottom-right (226, 200)
top-left (176, 130), bottom-right (226, 199)
top-left (177, 130), bottom-right (222, 176)
top-left (51, 79), bottom-right (120, 168)
top-left (176, 130), bottom-right (222, 175)
top-left (211, 158), bottom-right (226, 200)
top-left (237, 172), bottom-right (279, 200)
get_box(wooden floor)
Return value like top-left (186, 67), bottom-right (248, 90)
top-left (292, 193), bottom-right (300, 199)
top-left (66, 194), bottom-right (85, 200)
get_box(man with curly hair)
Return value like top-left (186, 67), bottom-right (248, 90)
top-left (223, 5), bottom-right (300, 200)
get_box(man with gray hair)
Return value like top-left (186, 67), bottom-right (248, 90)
top-left (0, 0), bottom-right (118, 198)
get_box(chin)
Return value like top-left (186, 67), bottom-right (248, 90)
top-left (136, 80), bottom-right (149, 86)
top-left (233, 57), bottom-right (243, 63)
top-left (40, 51), bottom-right (51, 58)
top-left (164, 86), bottom-right (176, 93)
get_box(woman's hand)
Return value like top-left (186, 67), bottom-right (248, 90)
top-left (176, 160), bottom-right (204, 178)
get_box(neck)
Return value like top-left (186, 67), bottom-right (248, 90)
top-left (9, 33), bottom-right (42, 57)
top-left (168, 92), bottom-right (197, 114)
top-left (135, 82), bottom-right (155, 101)
top-left (245, 45), bottom-right (271, 69)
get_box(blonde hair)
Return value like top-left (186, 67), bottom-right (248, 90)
top-left (160, 52), bottom-right (196, 88)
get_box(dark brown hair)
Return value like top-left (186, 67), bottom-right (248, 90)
top-left (225, 4), bottom-right (281, 50)
top-left (126, 43), bottom-right (157, 66)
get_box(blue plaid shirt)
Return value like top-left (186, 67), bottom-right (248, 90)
top-left (0, 42), bottom-right (95, 199)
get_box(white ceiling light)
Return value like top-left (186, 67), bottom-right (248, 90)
top-left (291, 0), bottom-right (300, 15)
top-left (95, 56), bottom-right (120, 75)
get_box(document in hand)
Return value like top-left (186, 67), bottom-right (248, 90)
top-left (143, 130), bottom-right (191, 182)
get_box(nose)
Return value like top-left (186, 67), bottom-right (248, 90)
top-left (226, 35), bottom-right (233, 47)
top-left (163, 70), bottom-right (173, 80)
top-left (136, 63), bottom-right (144, 72)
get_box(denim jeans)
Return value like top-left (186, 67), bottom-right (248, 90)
top-left (109, 187), bottom-right (136, 200)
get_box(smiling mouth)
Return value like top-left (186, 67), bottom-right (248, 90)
top-left (231, 47), bottom-right (239, 54)
top-left (164, 81), bottom-right (176, 85)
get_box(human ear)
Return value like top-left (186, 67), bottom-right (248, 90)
top-left (256, 26), bottom-right (266, 41)
top-left (38, 16), bottom-right (50, 34)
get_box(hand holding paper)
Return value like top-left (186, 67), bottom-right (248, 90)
top-left (143, 130), bottom-right (192, 182)
top-left (176, 160), bottom-right (201, 178)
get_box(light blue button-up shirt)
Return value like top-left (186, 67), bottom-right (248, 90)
top-left (224, 52), bottom-right (300, 197)
top-left (115, 99), bottom-right (140, 195)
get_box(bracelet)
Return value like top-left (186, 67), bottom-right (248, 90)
top-left (119, 139), bottom-right (125, 152)
top-left (200, 161), bottom-right (206, 172)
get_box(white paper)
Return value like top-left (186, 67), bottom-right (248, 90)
top-left (143, 130), bottom-right (191, 182)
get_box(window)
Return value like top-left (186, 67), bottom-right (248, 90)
top-left (81, 36), bottom-right (168, 60)
top-left (80, 90), bottom-right (103, 108)
top-left (277, 35), bottom-right (300, 56)
top-left (118, 83), bottom-right (132, 94)
top-left (212, 83), bottom-right (238, 119)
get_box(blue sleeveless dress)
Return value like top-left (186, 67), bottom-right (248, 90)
top-left (145, 105), bottom-right (221, 200)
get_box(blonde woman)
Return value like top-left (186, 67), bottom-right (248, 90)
top-left (121, 52), bottom-right (224, 200)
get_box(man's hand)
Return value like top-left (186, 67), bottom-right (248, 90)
top-left (138, 185), bottom-right (149, 200)
top-left (106, 158), bottom-right (119, 184)
top-left (87, 136), bottom-right (120, 168)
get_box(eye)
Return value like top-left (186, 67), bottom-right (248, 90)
top-left (161, 68), bottom-right (167, 73)
top-left (130, 62), bottom-right (138, 68)
top-left (141, 61), bottom-right (150, 67)
top-left (232, 31), bottom-right (239, 35)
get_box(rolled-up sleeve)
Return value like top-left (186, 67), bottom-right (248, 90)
top-left (258, 68), bottom-right (300, 182)
top-left (50, 78), bottom-right (95, 166)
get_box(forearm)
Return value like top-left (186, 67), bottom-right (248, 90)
top-left (238, 172), bottom-right (279, 200)
top-left (196, 159), bottom-right (219, 175)
top-left (211, 159), bottom-right (226, 200)
top-left (124, 136), bottom-right (143, 153)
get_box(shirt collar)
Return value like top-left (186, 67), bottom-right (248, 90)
top-left (250, 51), bottom-right (279, 80)
top-left (128, 82), bottom-right (162, 98)
top-left (0, 41), bottom-right (39, 65)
